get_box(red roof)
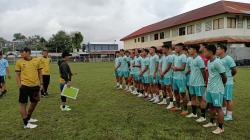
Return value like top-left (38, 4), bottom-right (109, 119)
top-left (120, 1), bottom-right (250, 41)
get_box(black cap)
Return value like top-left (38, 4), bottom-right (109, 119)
top-left (20, 47), bottom-right (31, 52)
top-left (62, 50), bottom-right (72, 58)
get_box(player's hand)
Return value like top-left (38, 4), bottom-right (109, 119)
top-left (66, 82), bottom-right (71, 88)
top-left (153, 73), bottom-right (156, 79)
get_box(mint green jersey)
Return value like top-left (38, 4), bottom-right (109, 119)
top-left (173, 54), bottom-right (187, 79)
top-left (189, 55), bottom-right (205, 86)
top-left (130, 57), bottom-right (135, 73)
top-left (149, 54), bottom-right (159, 75)
top-left (141, 57), bottom-right (150, 77)
top-left (134, 56), bottom-right (142, 73)
top-left (115, 57), bottom-right (121, 71)
top-left (207, 58), bottom-right (226, 93)
top-left (220, 55), bottom-right (236, 85)
top-left (162, 54), bottom-right (173, 78)
top-left (120, 55), bottom-right (129, 71)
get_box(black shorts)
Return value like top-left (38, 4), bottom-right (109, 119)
top-left (0, 76), bottom-right (5, 84)
top-left (19, 85), bottom-right (40, 103)
top-left (43, 75), bottom-right (50, 85)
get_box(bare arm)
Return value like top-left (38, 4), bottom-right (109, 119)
top-left (231, 67), bottom-right (237, 76)
top-left (140, 66), bottom-right (149, 76)
top-left (220, 72), bottom-right (227, 85)
top-left (6, 67), bottom-right (11, 79)
top-left (15, 72), bottom-right (21, 88)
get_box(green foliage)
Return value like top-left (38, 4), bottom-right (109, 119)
top-left (46, 31), bottom-right (84, 52)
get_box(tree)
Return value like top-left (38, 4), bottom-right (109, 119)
top-left (71, 32), bottom-right (83, 49)
top-left (47, 30), bottom-right (72, 52)
top-left (13, 33), bottom-right (26, 41)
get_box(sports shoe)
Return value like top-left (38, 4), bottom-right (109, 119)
top-left (28, 118), bottom-right (38, 123)
top-left (224, 116), bottom-right (233, 121)
top-left (153, 97), bottom-right (160, 104)
top-left (118, 85), bottom-right (123, 90)
top-left (203, 122), bottom-right (216, 128)
top-left (180, 111), bottom-right (189, 116)
top-left (24, 123), bottom-right (38, 129)
top-left (212, 127), bottom-right (224, 134)
top-left (196, 117), bottom-right (206, 123)
top-left (158, 99), bottom-right (167, 105)
top-left (137, 93), bottom-right (144, 98)
top-left (166, 102), bottom-right (174, 109)
top-left (186, 113), bottom-right (198, 118)
top-left (149, 97), bottom-right (155, 102)
top-left (60, 105), bottom-right (71, 111)
top-left (170, 107), bottom-right (181, 112)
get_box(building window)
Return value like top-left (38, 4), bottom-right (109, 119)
top-left (196, 23), bottom-right (202, 33)
top-left (154, 33), bottom-right (159, 40)
top-left (165, 30), bottom-right (170, 38)
top-left (213, 18), bottom-right (224, 30)
top-left (247, 18), bottom-right (250, 29)
top-left (172, 28), bottom-right (178, 37)
top-left (187, 25), bottom-right (195, 34)
top-left (179, 27), bottom-right (186, 36)
top-left (134, 39), bottom-right (137, 43)
top-left (141, 36), bottom-right (145, 43)
top-left (227, 17), bottom-right (236, 28)
top-left (205, 20), bottom-right (212, 31)
top-left (138, 38), bottom-right (140, 42)
top-left (160, 32), bottom-right (165, 39)
top-left (237, 17), bottom-right (243, 28)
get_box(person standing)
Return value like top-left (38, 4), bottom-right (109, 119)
top-left (203, 45), bottom-right (227, 134)
top-left (15, 47), bottom-right (43, 129)
top-left (40, 48), bottom-right (51, 97)
top-left (58, 51), bottom-right (73, 111)
top-left (0, 50), bottom-right (11, 97)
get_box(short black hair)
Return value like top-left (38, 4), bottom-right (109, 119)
top-left (62, 50), bottom-right (72, 58)
top-left (115, 51), bottom-right (120, 54)
top-left (175, 43), bottom-right (185, 48)
top-left (162, 44), bottom-right (170, 49)
top-left (150, 46), bottom-right (157, 52)
top-left (125, 50), bottom-right (130, 54)
top-left (20, 47), bottom-right (31, 53)
top-left (188, 44), bottom-right (200, 53)
top-left (205, 44), bottom-right (217, 55)
top-left (143, 48), bottom-right (149, 53)
top-left (120, 49), bottom-right (124, 52)
top-left (137, 49), bottom-right (142, 54)
top-left (217, 44), bottom-right (227, 52)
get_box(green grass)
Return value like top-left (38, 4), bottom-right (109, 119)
top-left (0, 62), bottom-right (249, 140)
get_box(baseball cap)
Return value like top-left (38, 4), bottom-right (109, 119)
top-left (62, 50), bottom-right (72, 58)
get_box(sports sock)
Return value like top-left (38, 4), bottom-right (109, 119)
top-left (192, 105), bottom-right (197, 115)
top-left (218, 123), bottom-right (224, 129)
top-left (201, 108), bottom-right (206, 118)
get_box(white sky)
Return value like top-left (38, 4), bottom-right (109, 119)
top-left (0, 0), bottom-right (249, 48)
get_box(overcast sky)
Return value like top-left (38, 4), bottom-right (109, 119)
top-left (0, 0), bottom-right (249, 47)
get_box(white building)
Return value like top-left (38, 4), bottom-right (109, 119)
top-left (120, 1), bottom-right (250, 63)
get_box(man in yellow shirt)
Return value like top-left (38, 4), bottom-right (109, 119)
top-left (40, 48), bottom-right (51, 97)
top-left (15, 47), bottom-right (43, 129)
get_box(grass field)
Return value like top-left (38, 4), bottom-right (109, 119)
top-left (0, 62), bottom-right (249, 140)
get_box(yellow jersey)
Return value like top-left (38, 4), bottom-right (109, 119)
top-left (15, 58), bottom-right (42, 87)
